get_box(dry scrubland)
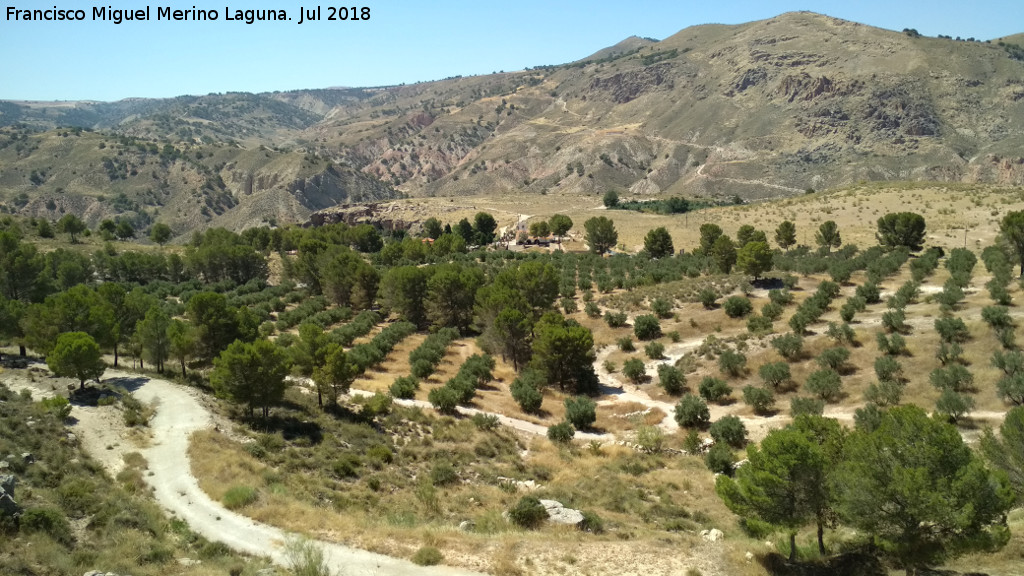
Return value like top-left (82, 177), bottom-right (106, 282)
top-left (383, 181), bottom-right (1024, 252)
top-left (174, 182), bottom-right (1024, 576)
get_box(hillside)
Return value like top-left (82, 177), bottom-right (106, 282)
top-left (2, 12), bottom-right (1024, 238)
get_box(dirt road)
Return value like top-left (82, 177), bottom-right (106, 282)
top-left (109, 370), bottom-right (482, 576)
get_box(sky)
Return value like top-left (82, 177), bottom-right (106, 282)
top-left (1, 0), bottom-right (1022, 101)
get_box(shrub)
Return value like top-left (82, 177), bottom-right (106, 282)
top-left (826, 322), bottom-right (856, 345)
top-left (772, 332), bottom-right (804, 361)
top-left (510, 371), bottom-right (544, 414)
top-left (743, 386), bottom-right (775, 415)
top-left (710, 415), bottom-right (747, 448)
top-left (20, 507), bottom-right (73, 545)
top-left (945, 247), bottom-right (977, 283)
top-left (849, 295), bottom-right (867, 312)
top-left (471, 412), bottom-right (500, 430)
top-left (674, 394), bottom-right (710, 428)
top-left (222, 485), bottom-right (258, 510)
top-left (412, 546), bottom-right (444, 566)
top-left (668, 330), bottom-right (681, 343)
top-left (411, 359), bottom-right (436, 379)
top-left (645, 341), bottom-right (666, 359)
top-left (389, 376), bottom-right (419, 399)
top-left (758, 362), bottom-right (791, 389)
top-left (617, 337), bottom-right (635, 352)
top-left (723, 296), bottom-right (753, 318)
top-left (746, 315), bottom-right (773, 334)
top-left (982, 306), bottom-right (1014, 330)
top-left (38, 396), bottom-right (72, 419)
top-left (881, 309), bottom-right (908, 333)
top-left (761, 302), bottom-right (784, 321)
top-left (604, 310), bottom-right (628, 328)
top-left (988, 282), bottom-right (1012, 306)
top-left (699, 288), bottom-right (718, 309)
top-left (579, 510), bottom-right (604, 533)
top-left (805, 368), bottom-right (842, 402)
top-left (788, 311), bottom-right (810, 334)
top-left (547, 421), bottom-right (575, 444)
top-left (564, 396), bottom-right (597, 429)
top-left (837, 297), bottom-right (856, 320)
top-left (584, 302), bottom-right (601, 318)
top-left (874, 356), bottom-right (903, 381)
top-left (366, 444), bottom-right (394, 465)
top-left (935, 281), bottom-right (964, 312)
top-left (935, 316), bottom-right (970, 343)
top-left (935, 388), bottom-right (975, 423)
top-left (509, 496), bottom-right (548, 528)
top-left (427, 385), bottom-right (459, 414)
top-left (929, 364), bottom-right (974, 392)
top-left (560, 297), bottom-right (578, 314)
top-left (699, 376), bottom-right (732, 403)
top-left (431, 460), bottom-right (458, 486)
top-left (854, 403), bottom-right (885, 432)
top-left (285, 538), bottom-right (332, 576)
top-left (658, 364), bottom-right (686, 395)
top-left (622, 357), bottom-right (647, 384)
top-left (790, 396), bottom-right (824, 417)
top-left (682, 429), bottom-right (702, 453)
top-left (718, 349), bottom-right (747, 378)
top-left (816, 347), bottom-right (851, 372)
top-left (996, 327), bottom-right (1017, 350)
top-left (635, 425), bottom-right (665, 453)
top-left (864, 380), bottom-right (904, 407)
top-left (705, 442), bottom-right (735, 475)
top-left (875, 332), bottom-right (907, 356)
top-left (936, 342), bottom-right (964, 366)
top-left (768, 289), bottom-right (794, 306)
top-left (856, 282), bottom-right (881, 304)
top-left (633, 315), bottom-right (662, 340)
top-left (651, 298), bottom-right (673, 318)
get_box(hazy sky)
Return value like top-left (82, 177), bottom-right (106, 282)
top-left (1, 0), bottom-right (1021, 101)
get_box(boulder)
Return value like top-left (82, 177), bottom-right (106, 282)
top-left (539, 499), bottom-right (585, 526)
top-left (0, 474), bottom-right (15, 494)
top-left (700, 528), bottom-right (724, 542)
top-left (0, 490), bottom-right (19, 517)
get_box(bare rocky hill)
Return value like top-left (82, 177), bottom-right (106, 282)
top-left (2, 12), bottom-right (1023, 236)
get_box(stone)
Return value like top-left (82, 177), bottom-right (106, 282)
top-left (745, 552), bottom-right (754, 561)
top-left (458, 520), bottom-right (475, 531)
top-left (178, 558), bottom-right (201, 567)
top-left (700, 528), bottom-right (724, 542)
top-left (0, 490), bottom-right (19, 517)
top-left (539, 499), bottom-right (585, 526)
top-left (0, 474), bottom-right (15, 495)
top-left (21, 452), bottom-right (35, 465)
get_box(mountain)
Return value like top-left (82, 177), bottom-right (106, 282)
top-left (2, 11), bottom-right (1023, 237)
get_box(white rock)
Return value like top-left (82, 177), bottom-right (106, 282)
top-left (700, 528), bottom-right (724, 542)
top-left (745, 552), bottom-right (754, 561)
top-left (539, 499), bottom-right (585, 525)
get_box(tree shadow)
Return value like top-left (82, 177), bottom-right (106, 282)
top-left (105, 375), bottom-right (148, 393)
top-left (758, 551), bottom-right (886, 576)
top-left (259, 414), bottom-right (324, 445)
top-left (753, 278), bottom-right (785, 290)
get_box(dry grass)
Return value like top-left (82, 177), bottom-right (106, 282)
top-left (396, 182), bottom-right (1024, 256)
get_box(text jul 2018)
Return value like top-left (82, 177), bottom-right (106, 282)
top-left (5, 6), bottom-right (372, 24)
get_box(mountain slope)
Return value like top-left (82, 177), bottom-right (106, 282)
top-left (1, 11), bottom-right (1023, 236)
